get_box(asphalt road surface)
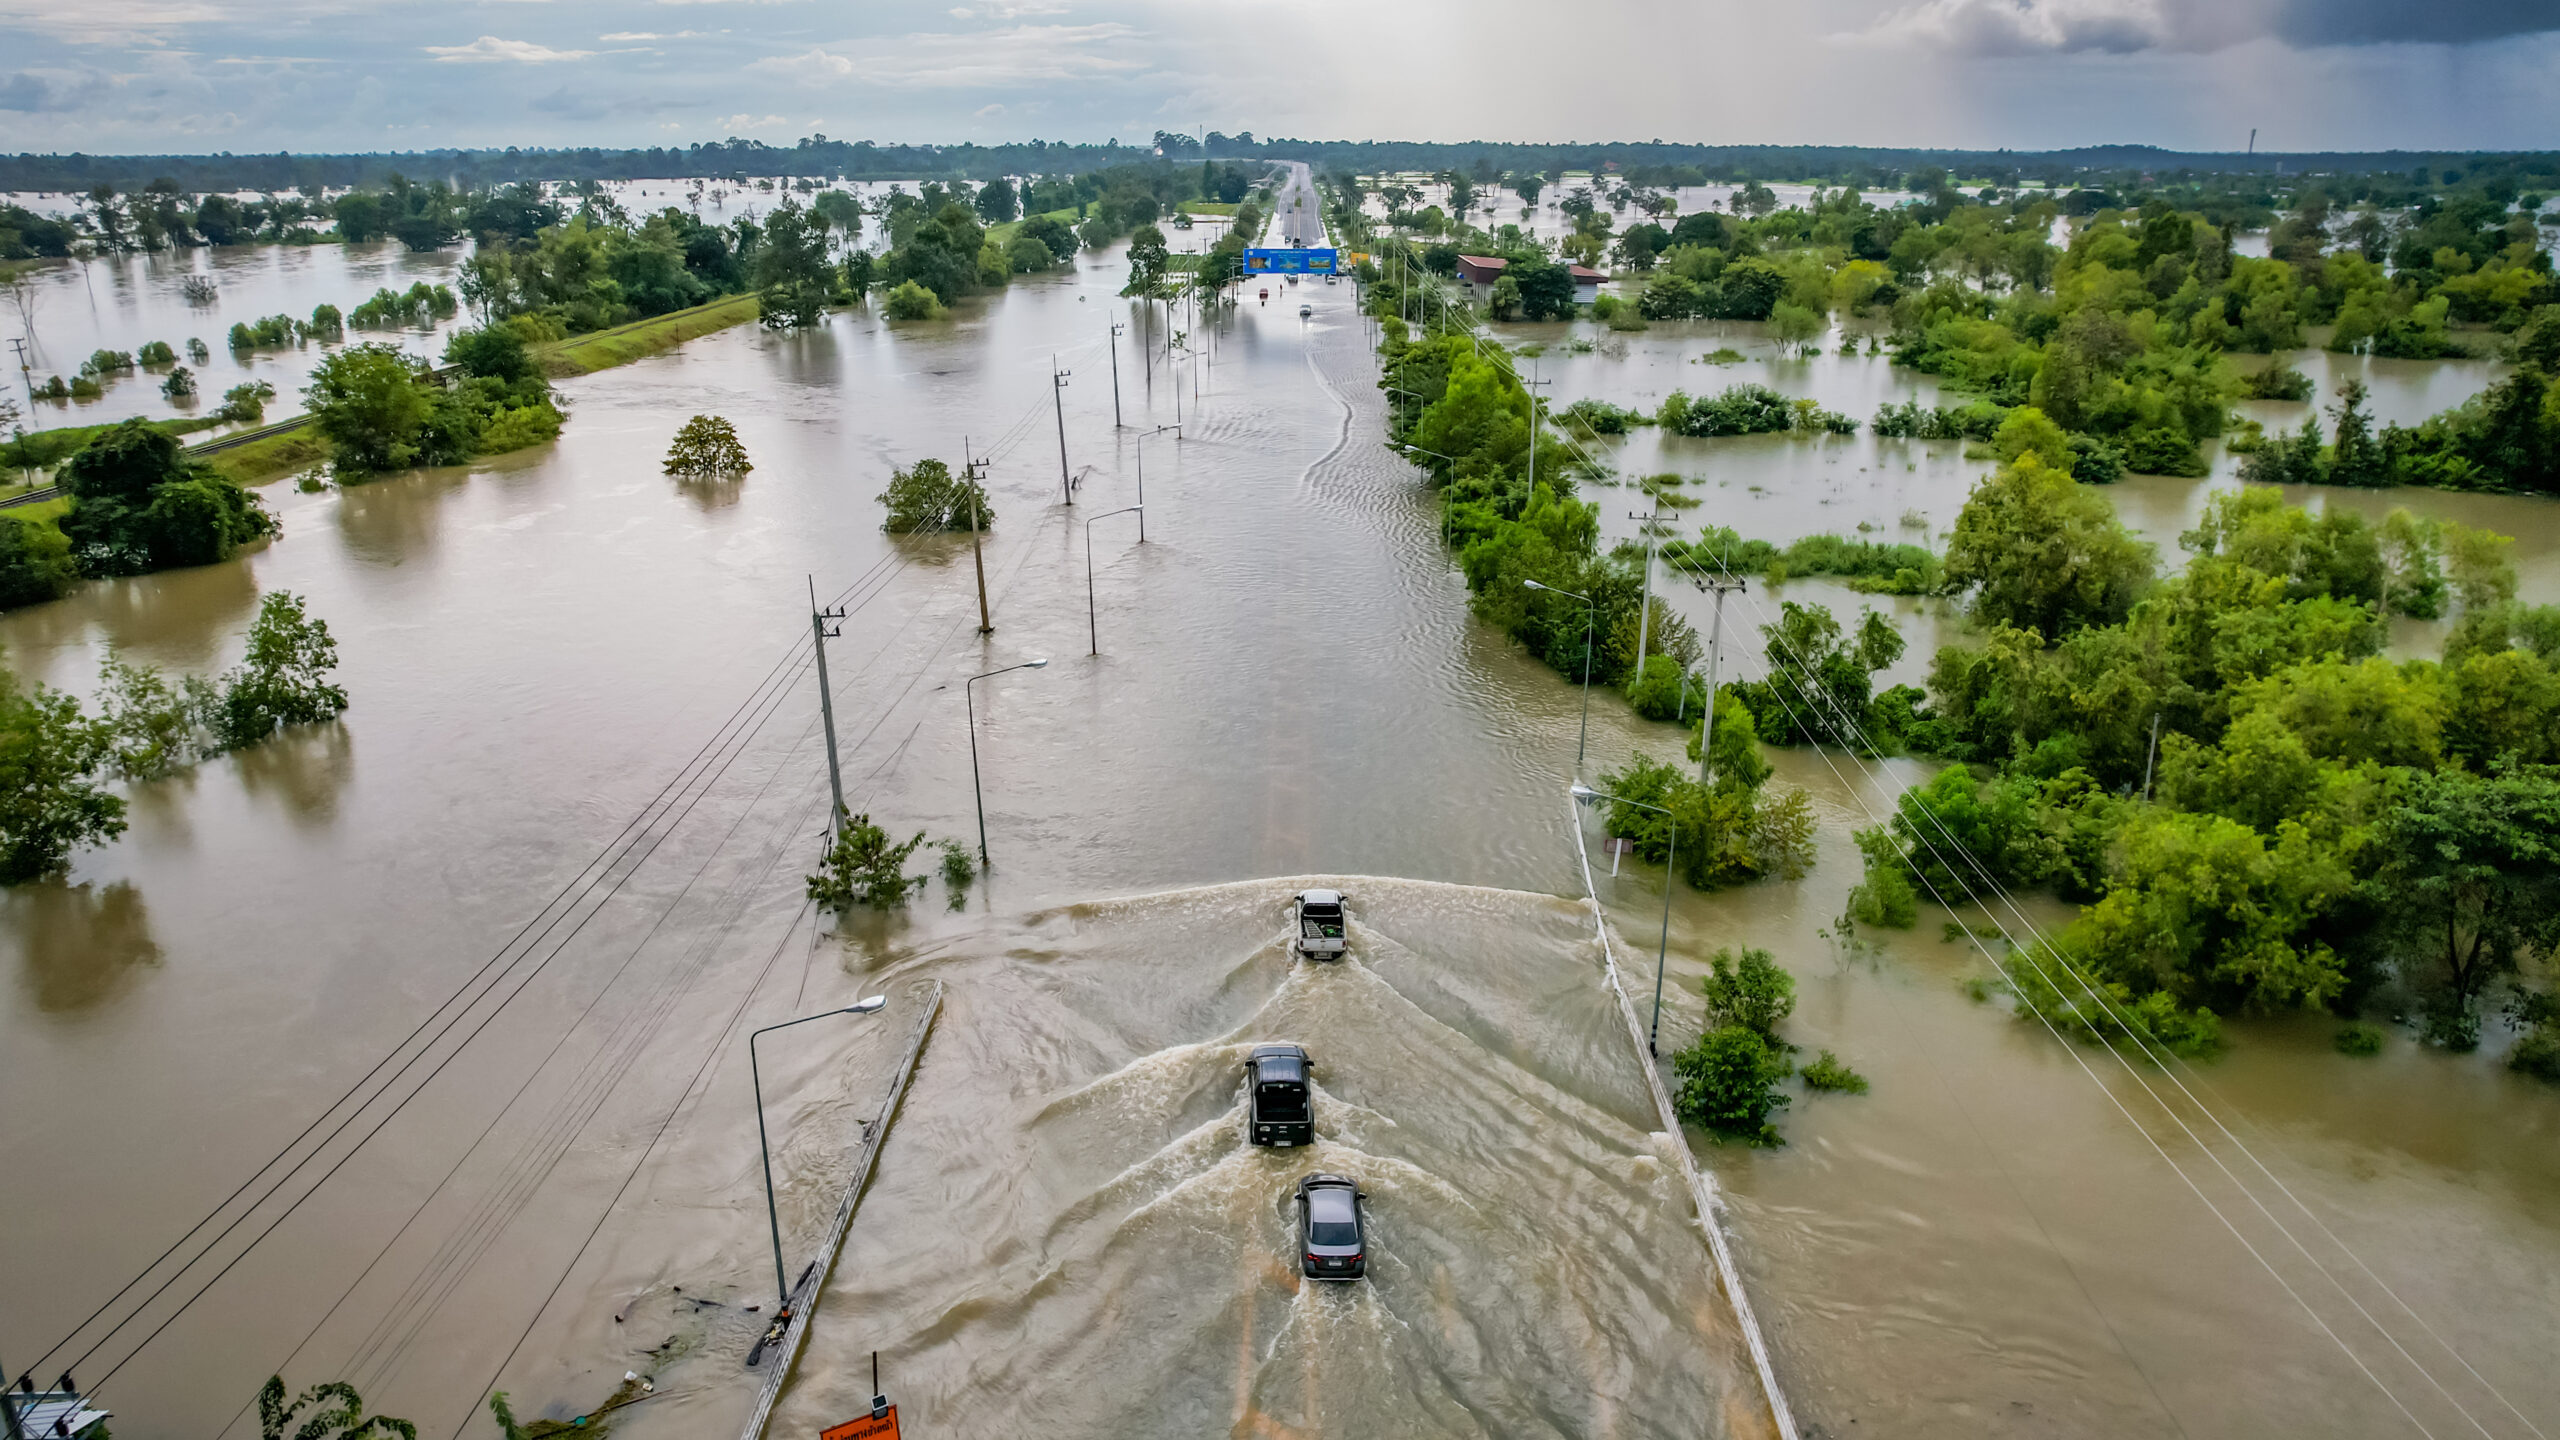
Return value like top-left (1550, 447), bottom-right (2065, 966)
top-left (1274, 160), bottom-right (1324, 247)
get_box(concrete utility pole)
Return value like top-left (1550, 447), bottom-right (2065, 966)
top-left (1108, 322), bottom-right (1125, 427)
top-left (808, 577), bottom-right (848, 830)
top-left (963, 439), bottom-right (992, 634)
top-left (1630, 506), bottom-right (1671, 679)
top-left (1051, 358), bottom-right (1074, 505)
top-left (1524, 363), bottom-right (1551, 497)
top-left (1693, 574), bottom-right (1747, 784)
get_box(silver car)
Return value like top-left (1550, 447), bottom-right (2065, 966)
top-left (1292, 889), bottom-right (1348, 961)
top-left (1296, 1172), bottom-right (1368, 1280)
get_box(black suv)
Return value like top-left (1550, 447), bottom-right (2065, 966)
top-left (1246, 1044), bottom-right (1315, 1147)
top-left (1295, 1173), bottom-right (1368, 1280)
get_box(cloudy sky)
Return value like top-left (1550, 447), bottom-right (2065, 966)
top-left (1, 0), bottom-right (2556, 155)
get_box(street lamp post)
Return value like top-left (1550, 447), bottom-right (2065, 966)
top-left (1570, 782), bottom-right (1678, 1057)
top-left (1524, 578), bottom-right (1597, 776)
top-left (1085, 505), bottom-right (1144, 656)
top-left (751, 996), bottom-right (889, 1307)
top-left (967, 659), bottom-right (1048, 867)
top-left (1132, 424), bottom-right (1179, 542)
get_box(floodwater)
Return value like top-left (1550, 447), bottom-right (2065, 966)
top-left (0, 229), bottom-right (2557, 1440)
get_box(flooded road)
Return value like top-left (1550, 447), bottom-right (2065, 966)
top-left (1, 232), bottom-right (2557, 1440)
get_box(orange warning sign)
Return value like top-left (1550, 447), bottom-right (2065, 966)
top-left (821, 1407), bottom-right (899, 1440)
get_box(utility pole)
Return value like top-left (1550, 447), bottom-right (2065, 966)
top-left (1108, 321), bottom-right (1125, 427)
top-left (808, 577), bottom-right (848, 831)
top-left (1524, 362), bottom-right (1551, 498)
top-left (1630, 506), bottom-right (1670, 679)
top-left (1051, 358), bottom-right (1073, 505)
top-left (963, 438), bottom-right (992, 634)
top-left (7, 337), bottom-right (30, 409)
top-left (1693, 574), bottom-right (1746, 784)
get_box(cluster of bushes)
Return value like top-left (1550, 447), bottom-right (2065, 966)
top-left (304, 326), bottom-right (564, 476)
top-left (26, 420), bottom-right (275, 586)
top-left (1658, 384), bottom-right (1854, 437)
top-left (1666, 946), bottom-right (1866, 1145)
top-left (0, 590), bottom-right (347, 881)
top-left (1849, 457), bottom-right (2560, 1065)
top-left (1664, 526), bottom-right (1941, 594)
top-left (348, 283), bottom-right (458, 330)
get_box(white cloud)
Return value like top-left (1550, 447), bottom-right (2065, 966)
top-left (974, 101), bottom-right (1004, 115)
top-left (424, 34), bottom-right (595, 62)
top-left (599, 28), bottom-right (705, 39)
top-left (713, 111), bottom-right (788, 129)
top-left (748, 22), bottom-right (1141, 89)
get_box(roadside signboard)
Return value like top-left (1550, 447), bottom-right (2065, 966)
top-left (1244, 248), bottom-right (1339, 275)
top-left (821, 1407), bottom-right (899, 1440)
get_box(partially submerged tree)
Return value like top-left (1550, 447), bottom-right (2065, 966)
top-left (807, 812), bottom-right (929, 912)
top-left (877, 457), bottom-right (992, 533)
top-left (663, 414), bottom-right (753, 478)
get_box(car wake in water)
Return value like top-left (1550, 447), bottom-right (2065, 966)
top-left (763, 876), bottom-right (1770, 1439)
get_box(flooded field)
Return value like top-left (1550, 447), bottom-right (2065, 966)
top-left (2, 226), bottom-right (2558, 1440)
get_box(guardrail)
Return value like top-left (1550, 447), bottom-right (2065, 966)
top-left (0, 486), bottom-right (62, 510)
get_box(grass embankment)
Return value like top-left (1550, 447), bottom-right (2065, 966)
top-left (984, 206), bottom-right (1082, 253)
top-left (201, 419), bottom-right (329, 485)
top-left (2, 414), bottom-right (224, 470)
top-left (535, 292), bottom-right (763, 378)
top-left (1177, 201), bottom-right (1240, 217)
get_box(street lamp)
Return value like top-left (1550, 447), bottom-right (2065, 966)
top-left (1524, 578), bottom-right (1596, 776)
top-left (1132, 424), bottom-right (1179, 542)
top-left (1085, 505), bottom-right (1144, 656)
top-left (751, 996), bottom-right (888, 1307)
top-left (1570, 782), bottom-right (1678, 1058)
top-left (967, 659), bottom-right (1048, 867)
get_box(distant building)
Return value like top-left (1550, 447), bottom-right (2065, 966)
top-left (1454, 255), bottom-right (1509, 289)
top-left (1569, 265), bottom-right (1607, 305)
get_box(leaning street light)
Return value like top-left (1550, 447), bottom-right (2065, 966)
top-left (1524, 578), bottom-right (1597, 776)
top-left (1571, 782), bottom-right (1678, 1058)
top-left (1085, 505), bottom-right (1144, 656)
top-left (967, 659), bottom-right (1048, 868)
top-left (751, 996), bottom-right (889, 1308)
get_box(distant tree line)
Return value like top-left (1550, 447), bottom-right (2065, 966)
top-left (6, 140), bottom-right (2555, 209)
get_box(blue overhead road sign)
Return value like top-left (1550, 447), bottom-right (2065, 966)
top-left (1244, 248), bottom-right (1338, 275)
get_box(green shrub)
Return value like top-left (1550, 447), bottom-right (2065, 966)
top-left (877, 457), bottom-right (990, 532)
top-left (2333, 1021), bottom-right (2385, 1056)
top-left (882, 280), bottom-right (947, 321)
top-left (1701, 945), bottom-right (1796, 1039)
top-left (2510, 1025), bottom-right (2560, 1082)
top-left (1671, 1024), bottom-right (1791, 1143)
top-left (1800, 1049), bottom-right (1869, 1093)
top-left (806, 813), bottom-right (928, 912)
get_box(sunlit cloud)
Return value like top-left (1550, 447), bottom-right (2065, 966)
top-left (749, 22), bottom-right (1143, 90)
top-left (424, 34), bottom-right (596, 61)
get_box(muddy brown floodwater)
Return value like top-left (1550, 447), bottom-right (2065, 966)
top-left (1, 243), bottom-right (2557, 1440)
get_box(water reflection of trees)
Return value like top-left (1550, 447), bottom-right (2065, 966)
top-left (7, 879), bottom-right (162, 1014)
top-left (334, 471), bottom-right (472, 568)
top-left (0, 560), bottom-right (262, 678)
top-left (674, 474), bottom-right (747, 512)
top-left (233, 719), bottom-right (354, 827)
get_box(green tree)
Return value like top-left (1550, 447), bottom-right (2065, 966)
top-left (0, 673), bottom-right (124, 883)
top-left (806, 812), bottom-right (929, 912)
top-left (754, 199), bottom-right (835, 330)
top-left (58, 418), bottom-right (273, 575)
top-left (881, 280), bottom-right (946, 321)
top-left (259, 1375), bottom-right (417, 1440)
top-left (1488, 273), bottom-right (1521, 322)
top-left (213, 591), bottom-right (350, 748)
top-left (1671, 1024), bottom-right (1790, 1143)
top-left (1509, 259), bottom-right (1575, 321)
top-left (664, 414), bottom-right (753, 477)
top-left (877, 457), bottom-right (991, 533)
top-left (1942, 454), bottom-right (2155, 638)
top-left (305, 343), bottom-right (431, 474)
top-left (1700, 946), bottom-right (1795, 1039)
top-left (2368, 768), bottom-right (2560, 1017)
top-left (0, 512), bottom-right (73, 609)
top-left (974, 177), bottom-right (1019, 224)
top-left (1123, 223), bottom-right (1170, 297)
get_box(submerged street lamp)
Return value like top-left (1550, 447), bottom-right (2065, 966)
top-left (967, 659), bottom-right (1048, 867)
top-left (1525, 578), bottom-right (1597, 776)
top-left (1085, 505), bottom-right (1144, 656)
top-left (751, 996), bottom-right (888, 1308)
top-left (1572, 781), bottom-right (1678, 1058)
